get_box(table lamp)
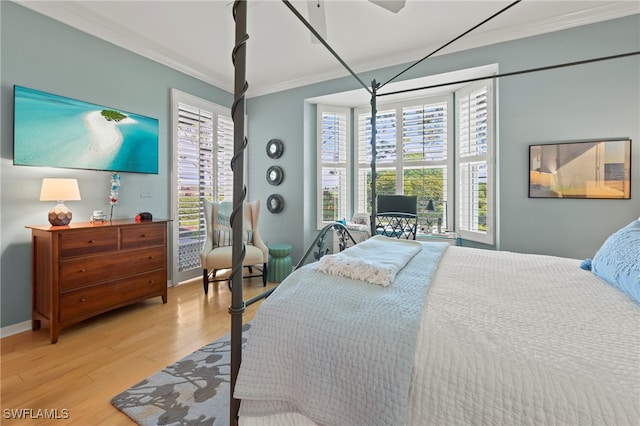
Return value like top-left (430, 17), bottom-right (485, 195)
top-left (40, 178), bottom-right (81, 226)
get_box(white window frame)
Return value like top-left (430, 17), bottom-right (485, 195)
top-left (455, 80), bottom-right (495, 245)
top-left (354, 95), bottom-right (454, 229)
top-left (317, 105), bottom-right (351, 229)
top-left (170, 89), bottom-right (235, 285)
top-left (312, 67), bottom-right (497, 246)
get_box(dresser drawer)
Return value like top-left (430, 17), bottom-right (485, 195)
top-left (121, 224), bottom-right (165, 249)
top-left (60, 228), bottom-right (119, 258)
top-left (60, 270), bottom-right (166, 323)
top-left (60, 246), bottom-right (166, 291)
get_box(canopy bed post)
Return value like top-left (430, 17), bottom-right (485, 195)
top-left (369, 80), bottom-right (379, 237)
top-left (230, 1), bottom-right (248, 425)
top-left (223, 2), bottom-right (640, 425)
top-left (227, 1), bottom-right (586, 424)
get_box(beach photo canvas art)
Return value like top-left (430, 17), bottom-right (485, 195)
top-left (13, 85), bottom-right (159, 174)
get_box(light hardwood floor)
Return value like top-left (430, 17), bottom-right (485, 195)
top-left (1, 276), bottom-right (277, 425)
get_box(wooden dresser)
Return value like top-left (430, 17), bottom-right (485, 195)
top-left (26, 219), bottom-right (169, 343)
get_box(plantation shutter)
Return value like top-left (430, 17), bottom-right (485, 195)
top-left (318, 106), bottom-right (349, 227)
top-left (356, 111), bottom-right (371, 212)
top-left (217, 115), bottom-right (234, 202)
top-left (456, 82), bottom-right (494, 244)
top-left (401, 101), bottom-right (449, 228)
top-left (355, 108), bottom-right (397, 213)
top-left (171, 89), bottom-right (233, 284)
top-left (402, 102), bottom-right (447, 162)
top-left (372, 109), bottom-right (397, 164)
top-left (356, 108), bottom-right (397, 166)
top-left (176, 102), bottom-right (214, 273)
top-left (355, 98), bottom-right (450, 226)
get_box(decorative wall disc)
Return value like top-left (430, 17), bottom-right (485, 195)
top-left (266, 138), bottom-right (284, 159)
top-left (266, 165), bottom-right (284, 186)
top-left (267, 194), bottom-right (284, 214)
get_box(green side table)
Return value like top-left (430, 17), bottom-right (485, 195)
top-left (267, 244), bottom-right (292, 283)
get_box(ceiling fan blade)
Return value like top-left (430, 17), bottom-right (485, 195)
top-left (307, 0), bottom-right (327, 44)
top-left (369, 0), bottom-right (406, 13)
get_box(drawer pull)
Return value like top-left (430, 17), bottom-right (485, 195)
top-left (80, 298), bottom-right (87, 302)
top-left (78, 269), bottom-right (86, 273)
top-left (149, 280), bottom-right (155, 284)
top-left (141, 234), bottom-right (148, 238)
top-left (88, 240), bottom-right (96, 244)
top-left (148, 256), bottom-right (155, 260)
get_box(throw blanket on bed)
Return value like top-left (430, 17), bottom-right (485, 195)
top-left (314, 235), bottom-right (422, 286)
top-left (235, 241), bottom-right (449, 426)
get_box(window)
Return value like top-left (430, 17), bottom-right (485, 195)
top-left (354, 96), bottom-right (452, 231)
top-left (317, 105), bottom-right (350, 228)
top-left (171, 89), bottom-right (233, 284)
top-left (313, 70), bottom-right (496, 245)
top-left (455, 81), bottom-right (494, 244)
top-left (355, 108), bottom-right (397, 212)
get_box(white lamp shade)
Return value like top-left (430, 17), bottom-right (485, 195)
top-left (39, 178), bottom-right (81, 201)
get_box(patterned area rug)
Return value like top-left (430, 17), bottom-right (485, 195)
top-left (111, 323), bottom-right (250, 426)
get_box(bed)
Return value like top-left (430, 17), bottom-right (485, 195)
top-left (225, 2), bottom-right (639, 425)
top-left (233, 223), bottom-right (639, 426)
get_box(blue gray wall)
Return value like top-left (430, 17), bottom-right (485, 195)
top-left (1, 2), bottom-right (231, 328)
top-left (1, 1), bottom-right (638, 330)
top-left (247, 14), bottom-right (640, 263)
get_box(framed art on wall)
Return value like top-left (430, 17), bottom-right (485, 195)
top-left (529, 138), bottom-right (631, 199)
top-left (13, 85), bottom-right (159, 174)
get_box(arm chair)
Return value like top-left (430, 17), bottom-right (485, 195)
top-left (200, 199), bottom-right (269, 295)
top-left (375, 195), bottom-right (418, 240)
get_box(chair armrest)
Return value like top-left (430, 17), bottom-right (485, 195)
top-left (200, 237), bottom-right (215, 264)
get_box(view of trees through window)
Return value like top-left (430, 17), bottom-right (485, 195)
top-left (355, 99), bottom-right (450, 232)
top-left (358, 168), bottom-right (447, 231)
top-left (318, 79), bottom-right (493, 243)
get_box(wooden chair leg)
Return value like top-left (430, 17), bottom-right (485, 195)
top-left (203, 269), bottom-right (209, 295)
top-left (262, 262), bottom-right (268, 286)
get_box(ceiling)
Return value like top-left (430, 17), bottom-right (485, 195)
top-left (16, 1), bottom-right (639, 98)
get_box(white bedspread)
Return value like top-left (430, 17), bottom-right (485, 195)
top-left (240, 246), bottom-right (640, 426)
top-left (314, 235), bottom-right (422, 286)
top-left (235, 242), bottom-right (448, 425)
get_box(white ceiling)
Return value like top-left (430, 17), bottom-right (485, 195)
top-left (16, 0), bottom-right (639, 98)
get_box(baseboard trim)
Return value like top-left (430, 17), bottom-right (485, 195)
top-left (1, 320), bottom-right (31, 339)
top-left (2, 283), bottom-right (175, 339)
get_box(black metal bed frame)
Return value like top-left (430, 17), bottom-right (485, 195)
top-left (226, 2), bottom-right (639, 424)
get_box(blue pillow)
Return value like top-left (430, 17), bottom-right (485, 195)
top-left (591, 219), bottom-right (640, 303)
top-left (580, 258), bottom-right (592, 270)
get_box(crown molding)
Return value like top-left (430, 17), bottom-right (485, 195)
top-left (15, 0), bottom-right (638, 99)
top-left (249, 2), bottom-right (639, 97)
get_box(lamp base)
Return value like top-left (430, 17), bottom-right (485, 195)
top-left (48, 202), bottom-right (73, 226)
